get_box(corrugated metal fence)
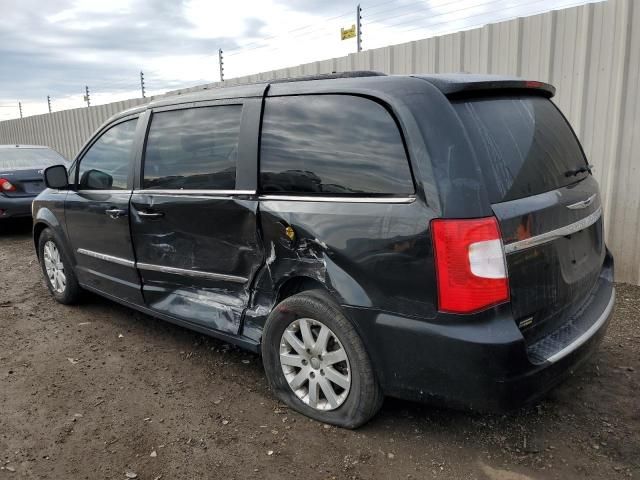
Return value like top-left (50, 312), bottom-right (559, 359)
top-left (1, 0), bottom-right (638, 285)
top-left (0, 98), bottom-right (149, 161)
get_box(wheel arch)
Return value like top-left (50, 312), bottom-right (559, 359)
top-left (32, 207), bottom-right (70, 262)
top-left (276, 275), bottom-right (330, 303)
top-left (33, 222), bottom-right (49, 257)
top-left (242, 273), bottom-right (341, 344)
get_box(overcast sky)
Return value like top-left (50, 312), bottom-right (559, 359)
top-left (0, 0), bottom-right (599, 120)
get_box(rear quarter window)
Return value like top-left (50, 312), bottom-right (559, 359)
top-left (453, 96), bottom-right (589, 203)
top-left (260, 95), bottom-right (414, 195)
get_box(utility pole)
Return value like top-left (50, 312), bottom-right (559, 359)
top-left (356, 4), bottom-right (362, 53)
top-left (140, 71), bottom-right (146, 98)
top-left (218, 48), bottom-right (225, 82)
top-left (47, 95), bottom-right (52, 113)
top-left (18, 101), bottom-right (23, 119)
top-left (84, 86), bottom-right (91, 107)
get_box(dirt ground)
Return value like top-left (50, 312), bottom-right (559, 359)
top-left (0, 218), bottom-right (638, 480)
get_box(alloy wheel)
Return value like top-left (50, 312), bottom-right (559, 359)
top-left (279, 318), bottom-right (351, 411)
top-left (43, 240), bottom-right (66, 294)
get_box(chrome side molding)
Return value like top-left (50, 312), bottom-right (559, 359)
top-left (77, 248), bottom-right (135, 268)
top-left (76, 248), bottom-right (246, 283)
top-left (136, 262), bottom-right (247, 284)
top-left (259, 195), bottom-right (416, 204)
top-left (133, 189), bottom-right (256, 196)
top-left (504, 206), bottom-right (602, 254)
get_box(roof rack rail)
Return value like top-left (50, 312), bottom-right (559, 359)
top-left (270, 71), bottom-right (386, 84)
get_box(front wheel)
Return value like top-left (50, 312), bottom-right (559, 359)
top-left (262, 290), bottom-right (383, 428)
top-left (38, 228), bottom-right (81, 304)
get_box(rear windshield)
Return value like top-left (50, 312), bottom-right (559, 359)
top-left (453, 96), bottom-right (589, 203)
top-left (0, 148), bottom-right (67, 170)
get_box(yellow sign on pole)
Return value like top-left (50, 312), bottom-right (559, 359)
top-left (341, 24), bottom-right (356, 40)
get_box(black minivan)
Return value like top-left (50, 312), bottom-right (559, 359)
top-left (34, 72), bottom-right (614, 428)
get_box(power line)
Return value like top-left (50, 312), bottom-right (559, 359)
top-left (226, 17), bottom-right (350, 58)
top-left (366, 0), bottom-right (512, 26)
top-left (225, 9), bottom-right (353, 56)
top-left (381, 0), bottom-right (570, 33)
top-left (226, 26), bottom-right (340, 62)
top-left (365, 0), bottom-right (438, 21)
top-left (360, 0), bottom-right (402, 14)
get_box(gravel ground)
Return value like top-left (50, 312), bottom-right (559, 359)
top-left (1, 218), bottom-right (638, 479)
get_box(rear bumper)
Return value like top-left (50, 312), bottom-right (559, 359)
top-left (346, 259), bottom-right (615, 412)
top-left (0, 195), bottom-right (35, 218)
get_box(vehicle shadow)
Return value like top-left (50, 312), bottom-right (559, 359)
top-left (0, 217), bottom-right (32, 237)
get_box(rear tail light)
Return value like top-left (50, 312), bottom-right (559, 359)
top-left (432, 217), bottom-right (509, 314)
top-left (0, 178), bottom-right (16, 192)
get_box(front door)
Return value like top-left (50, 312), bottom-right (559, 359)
top-left (129, 101), bottom-right (263, 335)
top-left (65, 115), bottom-right (144, 304)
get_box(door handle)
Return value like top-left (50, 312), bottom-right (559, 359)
top-left (105, 208), bottom-right (127, 219)
top-left (137, 210), bottom-right (164, 219)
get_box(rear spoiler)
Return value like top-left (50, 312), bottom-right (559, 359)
top-left (412, 74), bottom-right (556, 99)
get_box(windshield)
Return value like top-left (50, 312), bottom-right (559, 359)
top-left (453, 96), bottom-right (589, 203)
top-left (0, 148), bottom-right (67, 170)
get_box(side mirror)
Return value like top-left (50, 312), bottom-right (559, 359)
top-left (44, 165), bottom-right (69, 189)
top-left (81, 169), bottom-right (113, 190)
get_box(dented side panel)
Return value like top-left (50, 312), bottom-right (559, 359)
top-left (243, 198), bottom-right (438, 341)
top-left (130, 194), bottom-right (263, 334)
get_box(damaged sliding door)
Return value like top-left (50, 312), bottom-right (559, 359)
top-left (129, 99), bottom-right (263, 335)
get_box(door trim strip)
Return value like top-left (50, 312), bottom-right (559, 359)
top-left (77, 248), bottom-right (136, 268)
top-left (258, 195), bottom-right (416, 204)
top-left (136, 262), bottom-right (247, 284)
top-left (76, 248), bottom-right (246, 283)
top-left (503, 206), bottom-right (602, 254)
top-left (133, 189), bottom-right (255, 196)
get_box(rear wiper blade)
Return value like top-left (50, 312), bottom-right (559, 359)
top-left (565, 164), bottom-right (594, 177)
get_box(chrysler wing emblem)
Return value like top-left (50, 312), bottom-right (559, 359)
top-left (567, 193), bottom-right (597, 210)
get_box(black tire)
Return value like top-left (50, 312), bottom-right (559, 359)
top-left (262, 289), bottom-right (383, 428)
top-left (38, 228), bottom-right (81, 304)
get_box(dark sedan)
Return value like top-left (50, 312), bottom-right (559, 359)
top-left (0, 145), bottom-right (68, 221)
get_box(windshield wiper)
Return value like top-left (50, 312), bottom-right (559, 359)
top-left (565, 164), bottom-right (593, 177)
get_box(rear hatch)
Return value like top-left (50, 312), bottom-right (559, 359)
top-left (452, 94), bottom-right (606, 348)
top-left (0, 147), bottom-right (65, 197)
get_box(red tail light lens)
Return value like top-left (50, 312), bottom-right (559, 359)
top-left (432, 217), bottom-right (509, 314)
top-left (0, 178), bottom-right (16, 192)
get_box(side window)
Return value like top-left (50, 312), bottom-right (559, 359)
top-left (260, 95), bottom-right (414, 194)
top-left (143, 105), bottom-right (242, 190)
top-left (77, 119), bottom-right (138, 190)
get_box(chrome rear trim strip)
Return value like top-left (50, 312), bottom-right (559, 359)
top-left (259, 195), bottom-right (416, 204)
top-left (504, 206), bottom-right (602, 254)
top-left (546, 288), bottom-right (615, 363)
top-left (137, 262), bottom-right (247, 284)
top-left (77, 248), bottom-right (135, 268)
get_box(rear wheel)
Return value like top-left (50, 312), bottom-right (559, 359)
top-left (38, 228), bottom-right (81, 304)
top-left (262, 290), bottom-right (383, 428)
